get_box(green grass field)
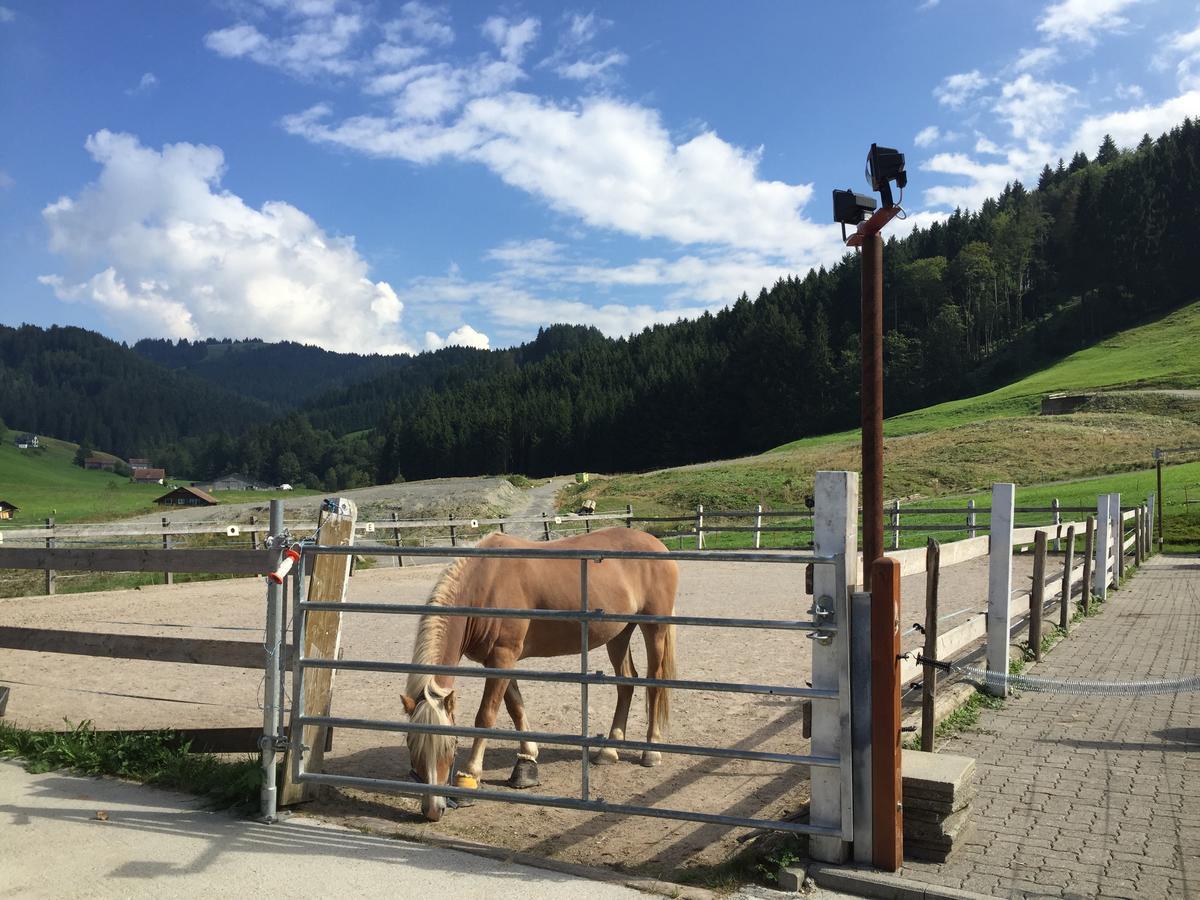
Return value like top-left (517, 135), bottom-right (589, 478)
top-left (566, 302), bottom-right (1200, 551)
top-left (0, 434), bottom-right (315, 525)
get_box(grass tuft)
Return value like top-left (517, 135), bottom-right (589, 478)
top-left (0, 720), bottom-right (262, 811)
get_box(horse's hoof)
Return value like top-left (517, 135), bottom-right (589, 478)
top-left (640, 750), bottom-right (663, 767)
top-left (591, 747), bottom-right (620, 765)
top-left (507, 758), bottom-right (540, 789)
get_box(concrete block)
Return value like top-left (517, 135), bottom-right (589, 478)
top-left (776, 864), bottom-right (807, 892)
top-left (902, 749), bottom-right (976, 800)
top-left (902, 784), bottom-right (975, 815)
top-left (904, 806), bottom-right (971, 843)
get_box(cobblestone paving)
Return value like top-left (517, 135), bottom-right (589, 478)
top-left (901, 554), bottom-right (1200, 899)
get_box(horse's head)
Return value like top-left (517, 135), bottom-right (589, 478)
top-left (401, 687), bottom-right (457, 821)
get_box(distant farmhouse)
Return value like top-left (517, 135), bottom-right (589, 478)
top-left (83, 456), bottom-right (116, 472)
top-left (155, 486), bottom-right (218, 507)
top-left (14, 434), bottom-right (38, 449)
top-left (131, 467), bottom-right (166, 485)
top-left (128, 458), bottom-right (153, 470)
top-left (193, 472), bottom-right (274, 492)
top-left (0, 500), bottom-right (18, 520)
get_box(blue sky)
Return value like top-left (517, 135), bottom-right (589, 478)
top-left (1, 0), bottom-right (1197, 354)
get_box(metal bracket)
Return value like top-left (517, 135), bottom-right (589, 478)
top-left (258, 735), bottom-right (290, 752)
top-left (806, 595), bottom-right (836, 645)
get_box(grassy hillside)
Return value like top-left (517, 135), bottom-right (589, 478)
top-left (565, 303), bottom-right (1200, 549)
top-left (0, 434), bottom-right (309, 524)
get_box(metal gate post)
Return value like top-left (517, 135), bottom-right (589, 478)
top-left (259, 499), bottom-right (285, 822)
top-left (985, 483), bottom-right (1015, 696)
top-left (809, 470), bottom-right (859, 863)
top-left (1110, 493), bottom-right (1122, 584)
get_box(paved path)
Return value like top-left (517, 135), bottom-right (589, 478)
top-left (902, 554), bottom-right (1200, 898)
top-left (0, 760), bottom-right (650, 899)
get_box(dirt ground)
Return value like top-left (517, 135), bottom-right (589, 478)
top-left (0, 552), bottom-right (1036, 879)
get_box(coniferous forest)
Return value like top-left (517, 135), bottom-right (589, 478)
top-left (1, 121), bottom-right (1198, 490)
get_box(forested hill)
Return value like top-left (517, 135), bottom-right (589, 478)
top-left (0, 324), bottom-right (266, 458)
top-left (2, 120), bottom-right (1198, 490)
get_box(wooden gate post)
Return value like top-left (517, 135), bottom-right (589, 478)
top-left (280, 497), bottom-right (357, 806)
top-left (986, 483), bottom-right (1015, 696)
top-left (871, 555), bottom-right (903, 871)
top-left (920, 538), bottom-right (940, 752)
top-left (1060, 525), bottom-right (1076, 632)
top-left (1030, 531), bottom-right (1046, 661)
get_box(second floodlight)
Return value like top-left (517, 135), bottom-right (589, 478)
top-left (866, 143), bottom-right (907, 208)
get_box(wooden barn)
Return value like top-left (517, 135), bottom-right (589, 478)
top-left (0, 500), bottom-right (18, 520)
top-left (154, 486), bottom-right (219, 507)
top-left (132, 467), bottom-right (167, 485)
top-left (84, 456), bottom-right (115, 471)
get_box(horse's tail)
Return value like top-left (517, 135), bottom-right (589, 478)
top-left (653, 623), bottom-right (676, 736)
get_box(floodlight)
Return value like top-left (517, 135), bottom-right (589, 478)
top-left (865, 143), bottom-right (907, 208)
top-left (832, 188), bottom-right (877, 242)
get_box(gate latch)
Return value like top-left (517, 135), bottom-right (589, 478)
top-left (806, 596), bottom-right (835, 645)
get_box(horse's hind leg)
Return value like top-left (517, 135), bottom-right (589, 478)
top-left (593, 623), bottom-right (637, 765)
top-left (639, 623), bottom-right (672, 767)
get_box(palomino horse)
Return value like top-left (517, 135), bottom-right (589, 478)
top-left (400, 527), bottom-right (679, 822)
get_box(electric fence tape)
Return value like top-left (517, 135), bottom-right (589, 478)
top-left (918, 654), bottom-right (1200, 695)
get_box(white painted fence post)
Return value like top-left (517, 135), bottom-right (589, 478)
top-left (810, 470), bottom-right (858, 863)
top-left (890, 499), bottom-right (901, 550)
top-left (696, 504), bottom-right (704, 551)
top-left (1094, 494), bottom-right (1110, 602)
top-left (1110, 492), bottom-right (1122, 585)
top-left (986, 483), bottom-right (1016, 697)
top-left (754, 503), bottom-right (763, 550)
top-left (967, 498), bottom-right (976, 540)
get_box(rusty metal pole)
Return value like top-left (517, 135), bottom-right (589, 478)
top-left (861, 233), bottom-right (884, 590)
top-left (871, 556), bottom-right (902, 870)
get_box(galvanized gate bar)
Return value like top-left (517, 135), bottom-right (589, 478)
top-left (302, 544), bottom-right (831, 564)
top-left (296, 714), bottom-right (840, 767)
top-left (296, 656), bottom-right (838, 698)
top-left (298, 771), bottom-right (843, 837)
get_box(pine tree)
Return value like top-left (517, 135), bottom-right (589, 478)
top-left (1068, 151), bottom-right (1089, 173)
top-left (1096, 134), bottom-right (1120, 165)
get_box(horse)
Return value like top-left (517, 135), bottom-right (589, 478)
top-left (399, 527), bottom-right (679, 822)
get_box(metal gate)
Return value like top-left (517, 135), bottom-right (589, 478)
top-left (259, 471), bottom-right (861, 858)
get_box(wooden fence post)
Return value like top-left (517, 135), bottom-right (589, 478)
top-left (1082, 516), bottom-right (1095, 615)
top-left (162, 517), bottom-right (173, 585)
top-left (1031, 531), bottom-right (1046, 661)
top-left (1052, 497), bottom-right (1061, 552)
top-left (44, 517), bottom-right (55, 595)
top-left (754, 503), bottom-right (763, 550)
top-left (249, 515), bottom-right (259, 551)
top-left (986, 483), bottom-right (1016, 695)
top-left (542, 513), bottom-right (551, 541)
top-left (890, 499), bottom-right (900, 551)
top-left (1060, 524), bottom-right (1076, 632)
top-left (625, 503), bottom-right (633, 528)
top-left (1093, 496), bottom-right (1109, 602)
top-left (449, 513), bottom-right (457, 548)
top-left (966, 498), bottom-right (976, 540)
top-left (391, 511), bottom-right (404, 567)
top-left (696, 504), bottom-right (704, 550)
top-left (920, 538), bottom-right (940, 752)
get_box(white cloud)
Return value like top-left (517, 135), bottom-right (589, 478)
top-left (1037, 0), bottom-right (1142, 45)
top-left (914, 126), bottom-right (941, 147)
top-left (481, 15), bottom-right (539, 64)
top-left (1013, 46), bottom-right (1059, 72)
top-left (40, 130), bottom-right (414, 354)
top-left (0, 6), bottom-right (14, 22)
top-left (934, 70), bottom-right (989, 108)
top-left (286, 93), bottom-right (831, 259)
top-left (384, 2), bottom-right (454, 47)
top-left (1065, 90), bottom-right (1200, 155)
top-left (424, 323), bottom-right (490, 350)
top-left (1114, 82), bottom-right (1144, 101)
top-left (125, 72), bottom-right (158, 96)
top-left (557, 51), bottom-right (627, 81)
top-left (204, 12), bottom-right (364, 77)
top-left (1158, 21), bottom-right (1200, 90)
top-left (993, 74), bottom-right (1076, 140)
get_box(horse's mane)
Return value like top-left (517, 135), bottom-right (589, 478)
top-left (407, 557), bottom-right (465, 701)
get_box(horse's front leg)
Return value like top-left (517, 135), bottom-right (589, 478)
top-left (463, 676), bottom-right (509, 780)
top-left (503, 679), bottom-right (540, 788)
